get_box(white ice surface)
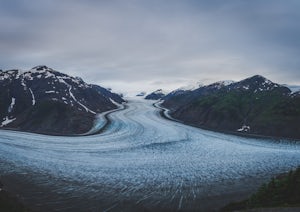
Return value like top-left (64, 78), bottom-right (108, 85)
top-left (0, 99), bottom-right (299, 210)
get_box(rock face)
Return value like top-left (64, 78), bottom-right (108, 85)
top-left (162, 75), bottom-right (300, 139)
top-left (0, 65), bottom-right (125, 135)
top-left (145, 89), bottom-right (166, 100)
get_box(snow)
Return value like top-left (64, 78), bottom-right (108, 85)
top-left (44, 71), bottom-right (55, 78)
top-left (264, 79), bottom-right (272, 84)
top-left (0, 116), bottom-right (16, 127)
top-left (68, 86), bottom-right (96, 114)
top-left (21, 78), bottom-right (26, 88)
top-left (242, 85), bottom-right (249, 90)
top-left (237, 125), bottom-right (251, 132)
top-left (153, 89), bottom-right (167, 95)
top-left (24, 72), bottom-right (33, 80)
top-left (45, 91), bottom-right (55, 94)
top-left (216, 80), bottom-right (234, 86)
top-left (0, 99), bottom-right (299, 210)
top-left (8, 97), bottom-right (16, 113)
top-left (30, 66), bottom-right (52, 73)
top-left (29, 88), bottom-right (36, 105)
top-left (109, 98), bottom-right (120, 106)
top-left (136, 92), bottom-right (146, 96)
top-left (14, 70), bottom-right (24, 79)
top-left (55, 77), bottom-right (95, 112)
top-left (177, 82), bottom-right (203, 91)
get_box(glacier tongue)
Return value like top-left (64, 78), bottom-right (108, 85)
top-left (0, 98), bottom-right (299, 211)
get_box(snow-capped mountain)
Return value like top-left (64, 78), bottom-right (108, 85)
top-left (228, 75), bottom-right (289, 93)
top-left (0, 65), bottom-right (125, 135)
top-left (162, 75), bottom-right (300, 139)
top-left (145, 89), bottom-right (167, 100)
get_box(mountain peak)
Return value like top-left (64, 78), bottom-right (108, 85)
top-left (30, 66), bottom-right (59, 74)
top-left (0, 66), bottom-right (125, 134)
top-left (251, 74), bottom-right (267, 79)
top-left (145, 89), bottom-right (166, 100)
top-left (242, 75), bottom-right (270, 83)
top-left (228, 75), bottom-right (288, 93)
top-left (31, 65), bottom-right (50, 71)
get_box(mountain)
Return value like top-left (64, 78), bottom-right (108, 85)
top-left (0, 65), bottom-right (125, 135)
top-left (161, 75), bottom-right (300, 139)
top-left (145, 89), bottom-right (166, 100)
top-left (136, 92), bottom-right (146, 97)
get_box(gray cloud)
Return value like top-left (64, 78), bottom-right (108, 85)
top-left (0, 0), bottom-right (299, 94)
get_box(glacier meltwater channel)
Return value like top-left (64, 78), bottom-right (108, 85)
top-left (0, 98), bottom-right (300, 211)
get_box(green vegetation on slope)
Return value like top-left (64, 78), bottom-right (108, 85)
top-left (170, 88), bottom-right (300, 139)
top-left (0, 181), bottom-right (30, 212)
top-left (222, 167), bottom-right (300, 211)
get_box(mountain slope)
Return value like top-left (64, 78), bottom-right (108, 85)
top-left (145, 89), bottom-right (166, 100)
top-left (162, 75), bottom-right (300, 139)
top-left (0, 65), bottom-right (125, 135)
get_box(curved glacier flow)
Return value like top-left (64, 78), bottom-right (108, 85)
top-left (0, 98), bottom-right (299, 211)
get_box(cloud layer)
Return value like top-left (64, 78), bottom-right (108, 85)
top-left (1, 0), bottom-right (299, 94)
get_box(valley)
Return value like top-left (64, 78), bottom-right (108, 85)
top-left (0, 98), bottom-right (299, 211)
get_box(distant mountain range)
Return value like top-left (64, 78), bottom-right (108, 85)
top-left (136, 91), bottom-right (146, 97)
top-left (161, 75), bottom-right (300, 139)
top-left (0, 66), bottom-right (124, 135)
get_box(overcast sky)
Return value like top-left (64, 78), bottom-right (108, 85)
top-left (1, 0), bottom-right (300, 94)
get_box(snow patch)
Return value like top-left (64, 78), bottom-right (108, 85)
top-left (153, 89), bottom-right (167, 95)
top-left (242, 85), bottom-right (249, 90)
top-left (178, 83), bottom-right (203, 91)
top-left (1, 116), bottom-right (16, 127)
top-left (237, 125), bottom-right (250, 132)
top-left (8, 97), bottom-right (16, 113)
top-left (21, 78), bottom-right (26, 88)
top-left (109, 98), bottom-right (121, 106)
top-left (216, 80), bottom-right (234, 86)
top-left (29, 88), bottom-right (36, 106)
top-left (68, 86), bottom-right (96, 114)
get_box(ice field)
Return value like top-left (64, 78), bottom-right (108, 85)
top-left (0, 98), bottom-right (299, 211)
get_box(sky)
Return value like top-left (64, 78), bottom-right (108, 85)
top-left (0, 0), bottom-right (300, 95)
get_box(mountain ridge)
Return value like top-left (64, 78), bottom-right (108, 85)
top-left (145, 89), bottom-right (166, 100)
top-left (0, 65), bottom-right (125, 135)
top-left (161, 75), bottom-right (300, 140)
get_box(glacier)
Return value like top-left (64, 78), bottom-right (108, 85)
top-left (0, 98), bottom-right (299, 211)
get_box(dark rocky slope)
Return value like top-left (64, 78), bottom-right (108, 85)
top-left (222, 167), bottom-right (300, 211)
top-left (0, 66), bottom-right (124, 135)
top-left (162, 75), bottom-right (300, 139)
